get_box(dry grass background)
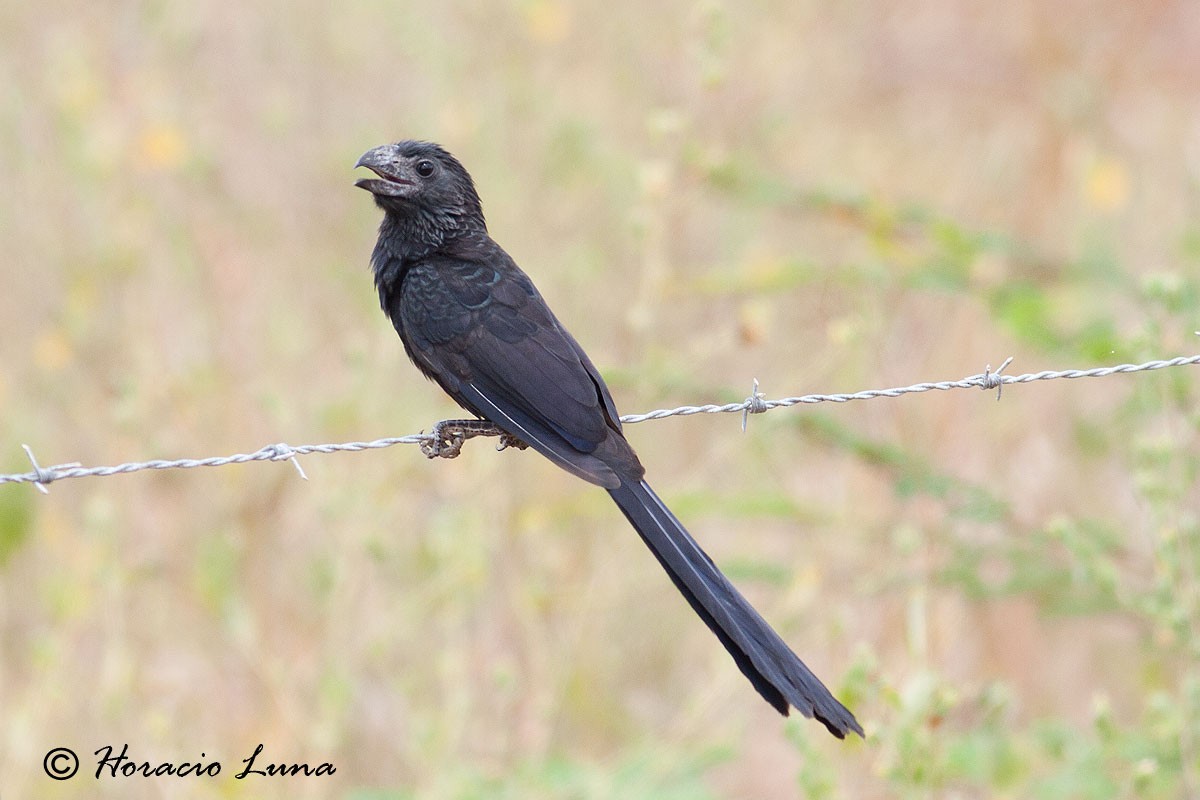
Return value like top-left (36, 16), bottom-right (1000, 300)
top-left (2, 1), bottom-right (1199, 798)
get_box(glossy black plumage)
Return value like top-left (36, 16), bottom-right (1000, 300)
top-left (357, 140), bottom-right (861, 738)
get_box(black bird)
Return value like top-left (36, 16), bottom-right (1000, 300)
top-left (356, 140), bottom-right (862, 738)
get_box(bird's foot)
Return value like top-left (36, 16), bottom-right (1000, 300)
top-left (421, 419), bottom-right (517, 459)
top-left (496, 433), bottom-right (529, 452)
top-left (421, 421), bottom-right (465, 458)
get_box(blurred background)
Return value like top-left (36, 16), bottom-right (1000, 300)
top-left (2, 1), bottom-right (1199, 798)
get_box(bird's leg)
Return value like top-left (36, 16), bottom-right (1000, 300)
top-left (421, 419), bottom-right (526, 458)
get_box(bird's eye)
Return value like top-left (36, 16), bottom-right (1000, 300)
top-left (415, 159), bottom-right (436, 178)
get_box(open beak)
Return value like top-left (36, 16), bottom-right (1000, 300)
top-left (355, 145), bottom-right (413, 196)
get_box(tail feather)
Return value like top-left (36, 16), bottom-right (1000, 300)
top-left (608, 478), bottom-right (862, 739)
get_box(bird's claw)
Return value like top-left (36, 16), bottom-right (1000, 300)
top-left (420, 419), bottom-right (525, 459)
top-left (421, 423), bottom-right (467, 459)
top-left (496, 433), bottom-right (529, 452)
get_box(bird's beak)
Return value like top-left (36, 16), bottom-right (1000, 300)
top-left (354, 145), bottom-right (413, 196)
top-left (354, 145), bottom-right (393, 171)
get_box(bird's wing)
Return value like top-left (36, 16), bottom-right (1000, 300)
top-left (399, 252), bottom-right (635, 487)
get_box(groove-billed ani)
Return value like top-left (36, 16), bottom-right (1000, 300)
top-left (356, 140), bottom-right (862, 738)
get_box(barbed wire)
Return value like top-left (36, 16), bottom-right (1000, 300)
top-left (4, 353), bottom-right (1198, 492)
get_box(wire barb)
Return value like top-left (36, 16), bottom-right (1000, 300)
top-left (2, 352), bottom-right (1197, 489)
top-left (19, 445), bottom-right (82, 494)
top-left (977, 356), bottom-right (1014, 400)
top-left (261, 442), bottom-right (308, 480)
top-left (742, 378), bottom-right (768, 432)
top-left (22, 445), bottom-right (51, 494)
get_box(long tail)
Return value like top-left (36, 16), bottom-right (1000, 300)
top-left (607, 478), bottom-right (862, 738)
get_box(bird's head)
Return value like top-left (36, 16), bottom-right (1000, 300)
top-left (355, 140), bottom-right (485, 235)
